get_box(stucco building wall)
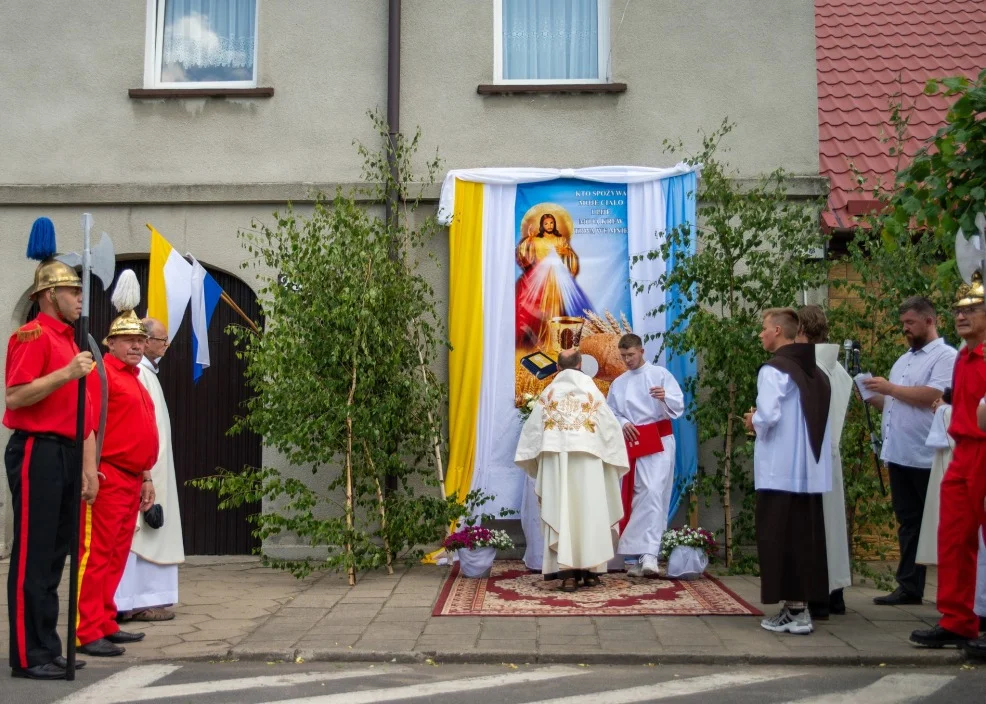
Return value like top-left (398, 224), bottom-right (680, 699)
top-left (0, 0), bottom-right (821, 554)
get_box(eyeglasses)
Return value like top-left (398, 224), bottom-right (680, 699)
top-left (953, 306), bottom-right (984, 318)
top-left (148, 337), bottom-right (170, 345)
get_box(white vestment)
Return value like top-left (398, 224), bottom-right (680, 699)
top-left (115, 357), bottom-right (185, 610)
top-left (753, 366), bottom-right (833, 494)
top-left (606, 362), bottom-right (684, 557)
top-left (816, 344), bottom-right (852, 592)
top-left (916, 404), bottom-right (954, 566)
top-left (515, 370), bottom-right (629, 574)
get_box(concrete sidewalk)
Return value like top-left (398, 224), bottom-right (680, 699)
top-left (0, 557), bottom-right (971, 666)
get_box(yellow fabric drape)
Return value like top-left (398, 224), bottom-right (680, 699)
top-left (423, 180), bottom-right (484, 564)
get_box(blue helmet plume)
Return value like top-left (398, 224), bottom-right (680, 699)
top-left (27, 217), bottom-right (57, 261)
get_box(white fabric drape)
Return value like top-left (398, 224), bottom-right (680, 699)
top-left (628, 180), bottom-right (667, 365)
top-left (438, 165), bottom-right (696, 225)
top-left (473, 184), bottom-right (527, 515)
top-left (502, 0), bottom-right (599, 80)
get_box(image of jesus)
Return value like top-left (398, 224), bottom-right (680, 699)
top-left (515, 213), bottom-right (592, 348)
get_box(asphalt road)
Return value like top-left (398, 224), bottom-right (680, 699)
top-left (6, 661), bottom-right (985, 704)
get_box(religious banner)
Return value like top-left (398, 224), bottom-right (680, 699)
top-left (514, 179), bottom-right (631, 401)
top-left (435, 166), bottom-right (700, 525)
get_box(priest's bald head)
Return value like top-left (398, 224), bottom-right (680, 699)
top-left (557, 348), bottom-right (582, 371)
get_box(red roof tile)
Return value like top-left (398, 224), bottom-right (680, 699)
top-left (816, 0), bottom-right (986, 227)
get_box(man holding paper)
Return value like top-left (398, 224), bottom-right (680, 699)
top-left (606, 333), bottom-right (684, 577)
top-left (862, 297), bottom-right (956, 607)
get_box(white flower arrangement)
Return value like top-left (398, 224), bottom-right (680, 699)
top-left (518, 393), bottom-right (538, 422)
top-left (659, 526), bottom-right (718, 561)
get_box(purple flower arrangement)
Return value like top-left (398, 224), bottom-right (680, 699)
top-left (442, 525), bottom-right (514, 552)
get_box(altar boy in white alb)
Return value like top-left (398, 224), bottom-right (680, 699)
top-left (606, 333), bottom-right (684, 577)
top-left (115, 318), bottom-right (185, 621)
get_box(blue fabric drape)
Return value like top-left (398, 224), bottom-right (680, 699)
top-left (662, 172), bottom-right (699, 521)
top-left (163, 0), bottom-right (257, 82)
top-left (502, 0), bottom-right (599, 80)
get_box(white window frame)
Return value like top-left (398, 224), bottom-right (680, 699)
top-left (493, 0), bottom-right (610, 84)
top-left (143, 0), bottom-right (260, 89)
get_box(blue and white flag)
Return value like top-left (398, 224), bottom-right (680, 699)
top-left (188, 255), bottom-right (223, 383)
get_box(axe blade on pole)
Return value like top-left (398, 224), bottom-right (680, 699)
top-left (92, 232), bottom-right (116, 290)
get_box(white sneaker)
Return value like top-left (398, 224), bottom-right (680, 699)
top-left (641, 554), bottom-right (659, 576)
top-left (626, 559), bottom-right (644, 577)
top-left (761, 606), bottom-right (813, 635)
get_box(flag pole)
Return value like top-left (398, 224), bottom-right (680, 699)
top-left (65, 214), bottom-right (93, 680)
top-left (220, 290), bottom-right (260, 334)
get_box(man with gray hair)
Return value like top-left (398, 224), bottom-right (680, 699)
top-left (864, 296), bottom-right (957, 606)
top-left (115, 318), bottom-right (185, 622)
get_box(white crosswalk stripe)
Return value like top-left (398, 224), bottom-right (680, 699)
top-left (527, 669), bottom-right (801, 703)
top-left (55, 665), bottom-right (410, 704)
top-left (265, 666), bottom-right (587, 704)
top-left (782, 673), bottom-right (955, 703)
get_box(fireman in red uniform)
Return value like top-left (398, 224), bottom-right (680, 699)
top-left (5, 217), bottom-right (99, 680)
top-left (911, 272), bottom-right (986, 654)
top-left (76, 270), bottom-right (159, 657)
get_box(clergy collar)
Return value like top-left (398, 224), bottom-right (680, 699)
top-left (140, 356), bottom-right (159, 374)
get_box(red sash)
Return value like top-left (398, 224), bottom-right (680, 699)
top-left (619, 419), bottom-right (673, 535)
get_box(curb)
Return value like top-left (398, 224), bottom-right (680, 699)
top-left (219, 646), bottom-right (970, 668)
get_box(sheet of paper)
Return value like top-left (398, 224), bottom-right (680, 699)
top-left (854, 372), bottom-right (876, 401)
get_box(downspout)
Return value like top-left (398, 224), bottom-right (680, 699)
top-left (385, 0), bottom-right (401, 233)
top-left (385, 0), bottom-right (401, 494)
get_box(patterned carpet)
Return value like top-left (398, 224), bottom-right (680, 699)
top-left (433, 560), bottom-right (762, 617)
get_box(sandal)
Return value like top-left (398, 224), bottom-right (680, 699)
top-left (583, 574), bottom-right (601, 588)
top-left (560, 577), bottom-right (579, 592)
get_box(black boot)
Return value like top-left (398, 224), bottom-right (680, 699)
top-left (829, 588), bottom-right (846, 615)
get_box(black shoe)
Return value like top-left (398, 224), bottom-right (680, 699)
top-left (829, 589), bottom-right (846, 615)
top-left (808, 602), bottom-right (830, 620)
top-left (873, 587), bottom-right (922, 606)
top-left (980, 616), bottom-right (986, 633)
top-left (78, 638), bottom-right (125, 656)
top-left (11, 662), bottom-right (67, 680)
top-left (910, 624), bottom-right (968, 648)
top-left (52, 655), bottom-right (86, 670)
top-left (965, 636), bottom-right (986, 660)
top-left (106, 630), bottom-right (145, 644)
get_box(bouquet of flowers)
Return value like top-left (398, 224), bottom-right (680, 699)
top-left (659, 526), bottom-right (718, 561)
top-left (442, 525), bottom-right (514, 552)
top-left (518, 393), bottom-right (539, 422)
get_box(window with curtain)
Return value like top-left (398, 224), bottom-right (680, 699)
top-left (497, 0), bottom-right (607, 82)
top-left (147, 0), bottom-right (258, 87)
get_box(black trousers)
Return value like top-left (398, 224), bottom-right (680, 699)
top-left (887, 462), bottom-right (931, 598)
top-left (5, 433), bottom-right (79, 669)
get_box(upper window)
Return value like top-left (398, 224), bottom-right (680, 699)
top-left (494, 0), bottom-right (610, 83)
top-left (144, 0), bottom-right (259, 88)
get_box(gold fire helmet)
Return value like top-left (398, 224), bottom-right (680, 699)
top-left (31, 258), bottom-right (82, 297)
top-left (105, 270), bottom-right (147, 342)
top-left (955, 271), bottom-right (985, 308)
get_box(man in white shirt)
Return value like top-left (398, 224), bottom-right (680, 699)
top-left (606, 333), bottom-right (684, 577)
top-left (115, 318), bottom-right (185, 622)
top-left (745, 308), bottom-right (831, 635)
top-left (864, 297), bottom-right (957, 606)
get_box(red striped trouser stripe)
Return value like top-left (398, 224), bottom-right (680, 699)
top-left (14, 437), bottom-right (34, 669)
